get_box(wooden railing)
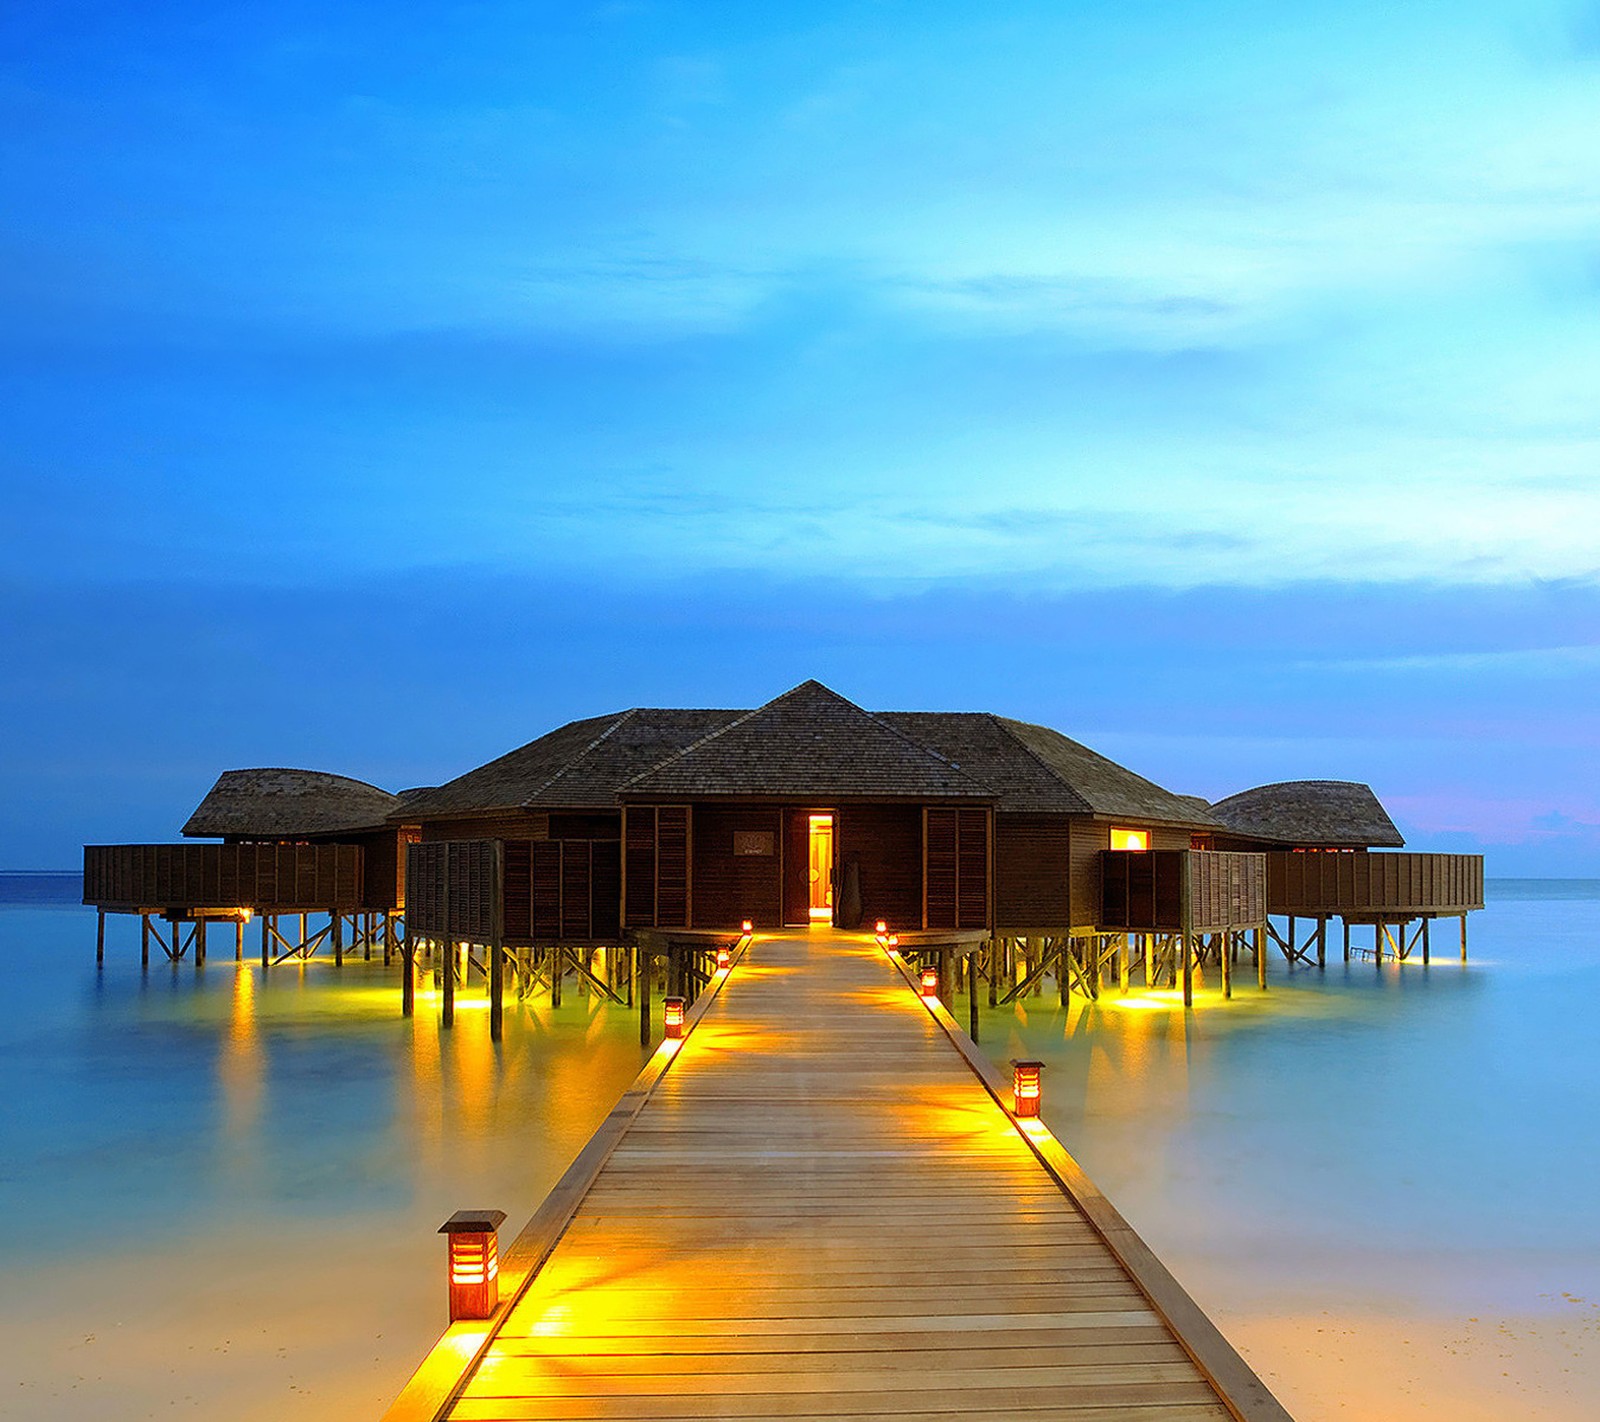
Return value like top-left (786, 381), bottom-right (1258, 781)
top-left (1266, 851), bottom-right (1484, 918)
top-left (83, 843), bottom-right (364, 913)
top-left (1099, 850), bottom-right (1266, 934)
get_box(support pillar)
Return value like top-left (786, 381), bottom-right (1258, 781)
top-left (638, 946), bottom-right (652, 1046)
top-left (967, 950), bottom-right (980, 1044)
top-left (141, 913), bottom-right (150, 968)
top-left (261, 914), bottom-right (270, 968)
top-left (333, 912), bottom-right (343, 967)
top-left (196, 919), bottom-right (207, 966)
top-left (1460, 914), bottom-right (1468, 963)
top-left (1316, 917), bottom-right (1326, 968)
top-left (401, 931), bottom-right (415, 1018)
top-left (1343, 918), bottom-right (1351, 962)
top-left (235, 919), bottom-right (243, 961)
top-left (1422, 916), bottom-right (1431, 966)
top-left (96, 911), bottom-right (105, 966)
top-left (1256, 926), bottom-right (1267, 990)
top-left (550, 947), bottom-right (563, 1008)
top-left (1221, 930), bottom-right (1232, 999)
top-left (441, 938), bottom-right (455, 1028)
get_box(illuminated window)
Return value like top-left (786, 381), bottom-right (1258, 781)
top-left (1110, 827), bottom-right (1149, 851)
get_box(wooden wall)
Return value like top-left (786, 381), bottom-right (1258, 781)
top-left (421, 811), bottom-right (549, 842)
top-left (1268, 851), bottom-right (1484, 917)
top-left (84, 842), bottom-right (365, 913)
top-left (691, 805), bottom-right (783, 929)
top-left (993, 814), bottom-right (1071, 931)
top-left (503, 839), bottom-right (621, 942)
top-left (839, 805), bottom-right (923, 931)
top-left (624, 806), bottom-right (691, 928)
top-left (923, 808), bottom-right (991, 930)
top-left (1066, 819), bottom-right (1107, 930)
top-left (404, 841), bottom-right (497, 940)
top-left (1099, 850), bottom-right (1266, 933)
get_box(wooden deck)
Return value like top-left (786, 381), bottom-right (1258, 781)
top-left (395, 932), bottom-right (1290, 1422)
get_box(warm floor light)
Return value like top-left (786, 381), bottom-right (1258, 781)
top-left (440, 1209), bottom-right (507, 1322)
top-left (740, 919), bottom-right (753, 934)
top-left (919, 966), bottom-right (939, 998)
top-left (1011, 1060), bottom-right (1043, 1118)
top-left (716, 947), bottom-right (731, 971)
top-left (664, 996), bottom-right (686, 1039)
top-left (875, 920), bottom-right (888, 935)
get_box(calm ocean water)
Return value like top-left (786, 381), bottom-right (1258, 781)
top-left (1, 871), bottom-right (1597, 1403)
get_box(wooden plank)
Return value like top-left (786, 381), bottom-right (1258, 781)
top-left (394, 932), bottom-right (1288, 1422)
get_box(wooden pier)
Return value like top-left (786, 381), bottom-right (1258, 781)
top-left (384, 932), bottom-right (1290, 1422)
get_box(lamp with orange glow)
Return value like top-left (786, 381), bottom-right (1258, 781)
top-left (875, 919), bottom-right (888, 936)
top-left (1011, 1060), bottom-right (1044, 1118)
top-left (886, 934), bottom-right (899, 948)
top-left (919, 965), bottom-right (939, 999)
top-left (716, 947), bottom-right (731, 971)
top-left (439, 1209), bottom-right (507, 1321)
top-left (663, 996), bottom-right (687, 1039)
top-left (740, 919), bottom-right (753, 934)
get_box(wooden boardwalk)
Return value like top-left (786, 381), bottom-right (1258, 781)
top-left (397, 932), bottom-right (1290, 1422)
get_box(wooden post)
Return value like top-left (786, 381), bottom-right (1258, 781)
top-left (1286, 914), bottom-right (1296, 963)
top-left (489, 841), bottom-right (505, 1043)
top-left (234, 918), bottom-right (243, 961)
top-left (1460, 913), bottom-right (1468, 963)
top-left (383, 913), bottom-right (393, 966)
top-left (625, 944), bottom-right (634, 1007)
top-left (967, 950), bottom-right (980, 1043)
top-left (332, 912), bottom-right (343, 967)
top-left (1374, 922), bottom-right (1384, 963)
top-left (96, 911), bottom-right (105, 965)
top-left (1179, 853), bottom-right (1193, 1008)
top-left (299, 912), bottom-right (308, 957)
top-left (1057, 939), bottom-right (1069, 1007)
top-left (141, 913), bottom-right (150, 968)
top-left (1316, 917), bottom-right (1326, 968)
top-left (1255, 926), bottom-right (1267, 990)
top-left (550, 947), bottom-right (563, 1008)
top-left (1343, 918), bottom-right (1351, 962)
top-left (1422, 916), bottom-right (1431, 966)
top-left (196, 919), bottom-right (207, 966)
top-left (261, 914), bottom-right (270, 968)
top-left (401, 929), bottom-right (415, 1018)
top-left (1118, 935), bottom-right (1130, 992)
top-left (939, 946), bottom-right (952, 1010)
top-left (638, 944), bottom-right (652, 1046)
top-left (1221, 929), bottom-right (1232, 999)
top-left (440, 861), bottom-right (454, 1029)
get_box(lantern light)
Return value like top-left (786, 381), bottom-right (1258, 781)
top-left (740, 919), bottom-right (753, 934)
top-left (716, 947), bottom-right (731, 971)
top-left (1011, 1060), bottom-right (1044, 1118)
top-left (886, 934), bottom-right (899, 948)
top-left (919, 965), bottom-right (939, 999)
top-left (664, 995), bottom-right (687, 1039)
top-left (875, 920), bottom-right (888, 936)
top-left (439, 1209), bottom-right (507, 1321)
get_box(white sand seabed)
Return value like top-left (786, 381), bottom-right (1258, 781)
top-left (4, 1226), bottom-right (1599, 1420)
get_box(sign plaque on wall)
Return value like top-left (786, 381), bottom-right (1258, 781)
top-left (733, 831), bottom-right (775, 857)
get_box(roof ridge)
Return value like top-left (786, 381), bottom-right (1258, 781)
top-left (524, 708), bottom-right (638, 805)
top-left (988, 715), bottom-right (1096, 813)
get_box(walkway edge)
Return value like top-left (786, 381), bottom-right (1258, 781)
top-left (883, 945), bottom-right (1296, 1422)
top-left (377, 938), bottom-right (750, 1422)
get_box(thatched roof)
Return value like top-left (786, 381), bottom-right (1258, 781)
top-left (880, 713), bottom-right (1219, 825)
top-left (401, 708), bottom-right (741, 817)
top-left (623, 682), bottom-right (989, 802)
top-left (182, 769), bottom-right (399, 839)
top-left (1208, 780), bottom-right (1404, 848)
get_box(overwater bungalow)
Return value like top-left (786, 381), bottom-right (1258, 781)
top-left (83, 679), bottom-right (1483, 1025)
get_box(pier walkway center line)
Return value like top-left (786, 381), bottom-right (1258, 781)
top-left (404, 932), bottom-right (1292, 1421)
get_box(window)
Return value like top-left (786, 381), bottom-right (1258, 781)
top-left (1110, 827), bottom-right (1149, 851)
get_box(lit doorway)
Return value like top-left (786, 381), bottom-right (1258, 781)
top-left (808, 814), bottom-right (834, 922)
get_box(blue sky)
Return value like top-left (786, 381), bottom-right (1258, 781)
top-left (4, 1), bottom-right (1599, 870)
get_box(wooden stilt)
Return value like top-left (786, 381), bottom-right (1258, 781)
top-left (96, 911), bottom-right (105, 965)
top-left (1256, 926), bottom-right (1267, 990)
top-left (141, 913), bottom-right (150, 968)
top-left (401, 932), bottom-right (415, 1018)
top-left (1460, 913), bottom-right (1468, 963)
top-left (1057, 939), bottom-right (1069, 1007)
top-left (441, 938), bottom-right (455, 1027)
top-left (332, 912), bottom-right (343, 967)
top-left (299, 912), bottom-right (308, 956)
top-left (1422, 916), bottom-right (1431, 965)
top-left (1374, 922), bottom-right (1384, 963)
top-left (988, 938), bottom-right (999, 1007)
top-left (551, 947), bottom-right (563, 1007)
top-left (939, 947), bottom-right (953, 1010)
top-left (235, 918), bottom-right (244, 961)
top-left (1181, 935), bottom-right (1193, 1007)
top-left (1220, 930), bottom-right (1232, 999)
top-left (638, 946), bottom-right (652, 1045)
top-left (967, 950), bottom-right (979, 1043)
top-left (196, 919), bottom-right (207, 966)
top-left (625, 944), bottom-right (635, 1007)
top-left (1343, 918), bottom-right (1351, 962)
top-left (1286, 915), bottom-right (1295, 963)
top-left (261, 914), bottom-right (270, 968)
top-left (1143, 933), bottom-right (1154, 989)
top-left (490, 842), bottom-right (505, 1043)
top-left (1316, 918), bottom-right (1326, 968)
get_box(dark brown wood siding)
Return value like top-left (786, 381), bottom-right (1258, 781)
top-left (838, 805), bottom-right (922, 931)
top-left (691, 805), bottom-right (783, 929)
top-left (994, 813), bottom-right (1072, 931)
top-left (421, 811), bottom-right (548, 842)
top-left (83, 843), bottom-right (364, 913)
top-left (406, 840), bottom-right (497, 940)
top-left (1067, 819), bottom-right (1108, 930)
top-left (1099, 850), bottom-right (1266, 933)
top-left (923, 808), bottom-right (991, 930)
top-left (1268, 851), bottom-right (1484, 917)
top-left (623, 805), bottom-right (692, 929)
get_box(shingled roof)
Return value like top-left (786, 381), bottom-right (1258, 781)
top-left (1209, 780), bottom-right (1404, 848)
top-left (400, 708), bottom-right (741, 817)
top-left (182, 769), bottom-right (398, 839)
top-left (622, 681), bottom-right (991, 801)
top-left (881, 712), bottom-right (1218, 824)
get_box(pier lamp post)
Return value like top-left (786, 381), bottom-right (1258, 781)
top-left (919, 965), bottom-right (939, 999)
top-left (740, 919), bottom-right (753, 934)
top-left (663, 996), bottom-right (687, 1039)
top-left (439, 1209), bottom-right (507, 1322)
top-left (875, 920), bottom-right (888, 936)
top-left (716, 947), bottom-right (731, 971)
top-left (1011, 1060), bottom-right (1044, 1119)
